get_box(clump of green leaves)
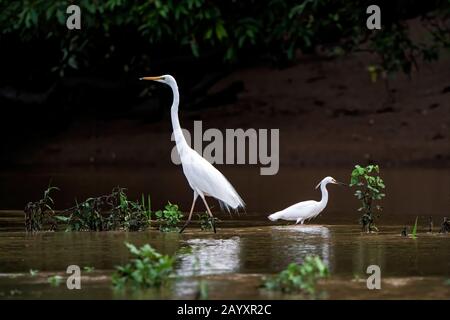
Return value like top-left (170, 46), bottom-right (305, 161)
top-left (155, 202), bottom-right (183, 232)
top-left (24, 186), bottom-right (59, 232)
top-left (56, 187), bottom-right (151, 232)
top-left (47, 275), bottom-right (63, 287)
top-left (197, 212), bottom-right (219, 231)
top-left (263, 256), bottom-right (329, 295)
top-left (350, 165), bottom-right (385, 232)
top-left (112, 242), bottom-right (174, 289)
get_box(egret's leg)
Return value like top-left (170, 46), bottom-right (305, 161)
top-left (200, 197), bottom-right (216, 233)
top-left (179, 192), bottom-right (198, 234)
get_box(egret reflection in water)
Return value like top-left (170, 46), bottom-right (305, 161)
top-left (269, 225), bottom-right (332, 269)
top-left (176, 237), bottom-right (241, 276)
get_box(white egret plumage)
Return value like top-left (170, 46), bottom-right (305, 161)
top-left (268, 176), bottom-right (345, 224)
top-left (140, 75), bottom-right (245, 233)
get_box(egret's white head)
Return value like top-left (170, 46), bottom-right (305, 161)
top-left (315, 176), bottom-right (346, 189)
top-left (139, 74), bottom-right (177, 87)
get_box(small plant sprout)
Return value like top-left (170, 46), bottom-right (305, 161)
top-left (83, 266), bottom-right (95, 273)
top-left (411, 217), bottom-right (419, 239)
top-left (440, 217), bottom-right (450, 233)
top-left (155, 202), bottom-right (183, 232)
top-left (112, 242), bottom-right (174, 288)
top-left (47, 275), bottom-right (63, 287)
top-left (263, 256), bottom-right (329, 295)
top-left (29, 269), bottom-right (39, 277)
top-left (350, 164), bottom-right (385, 232)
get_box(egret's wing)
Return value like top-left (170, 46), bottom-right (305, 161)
top-left (274, 200), bottom-right (318, 220)
top-left (181, 149), bottom-right (245, 210)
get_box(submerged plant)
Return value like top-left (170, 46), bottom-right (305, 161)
top-left (47, 275), bottom-right (63, 287)
top-left (55, 187), bottom-right (151, 232)
top-left (263, 256), bottom-right (329, 295)
top-left (350, 164), bottom-right (385, 232)
top-left (24, 186), bottom-right (59, 232)
top-left (197, 212), bottom-right (219, 231)
top-left (112, 242), bottom-right (174, 288)
top-left (155, 202), bottom-right (183, 232)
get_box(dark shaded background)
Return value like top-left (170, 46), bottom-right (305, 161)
top-left (0, 1), bottom-right (449, 217)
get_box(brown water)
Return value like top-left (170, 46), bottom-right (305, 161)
top-left (0, 220), bottom-right (448, 299)
top-left (1, 167), bottom-right (449, 218)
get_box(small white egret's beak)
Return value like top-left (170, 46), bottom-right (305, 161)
top-left (139, 76), bottom-right (163, 81)
top-left (335, 180), bottom-right (347, 186)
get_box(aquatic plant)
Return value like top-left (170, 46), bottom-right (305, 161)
top-left (439, 217), bottom-right (450, 233)
top-left (56, 187), bottom-right (151, 232)
top-left (401, 226), bottom-right (408, 237)
top-left (29, 269), bottom-right (39, 277)
top-left (8, 289), bottom-right (22, 296)
top-left (350, 164), bottom-right (385, 232)
top-left (411, 217), bottom-right (419, 239)
top-left (155, 202), bottom-right (183, 232)
top-left (263, 256), bottom-right (329, 295)
top-left (83, 266), bottom-right (95, 273)
top-left (24, 186), bottom-right (59, 232)
top-left (197, 212), bottom-right (219, 231)
top-left (112, 242), bottom-right (174, 288)
top-left (47, 275), bottom-right (63, 287)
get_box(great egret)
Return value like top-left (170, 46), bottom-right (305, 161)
top-left (140, 75), bottom-right (245, 233)
top-left (268, 176), bottom-right (345, 224)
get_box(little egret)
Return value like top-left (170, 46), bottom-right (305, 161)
top-left (268, 176), bottom-right (345, 224)
top-left (140, 75), bottom-right (245, 233)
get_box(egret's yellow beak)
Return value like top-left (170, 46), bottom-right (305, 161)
top-left (139, 76), bottom-right (163, 81)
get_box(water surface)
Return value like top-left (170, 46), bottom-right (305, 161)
top-left (0, 219), bottom-right (448, 299)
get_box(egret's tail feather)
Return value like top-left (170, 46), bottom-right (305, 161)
top-left (218, 196), bottom-right (245, 214)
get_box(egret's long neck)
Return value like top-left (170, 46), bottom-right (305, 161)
top-left (169, 82), bottom-right (188, 150)
top-left (319, 183), bottom-right (329, 208)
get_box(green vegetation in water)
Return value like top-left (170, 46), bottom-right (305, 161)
top-left (55, 187), bottom-right (151, 232)
top-left (439, 217), bottom-right (450, 233)
top-left (83, 266), bottom-right (95, 273)
top-left (29, 269), bottom-right (39, 277)
top-left (411, 216), bottom-right (419, 239)
top-left (155, 202), bottom-right (183, 232)
top-left (350, 164), bottom-right (385, 232)
top-left (47, 275), bottom-right (63, 287)
top-left (24, 186), bottom-right (59, 232)
top-left (112, 242), bottom-right (174, 289)
top-left (197, 212), bottom-right (219, 231)
top-left (263, 256), bottom-right (329, 295)
top-left (8, 289), bottom-right (22, 296)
